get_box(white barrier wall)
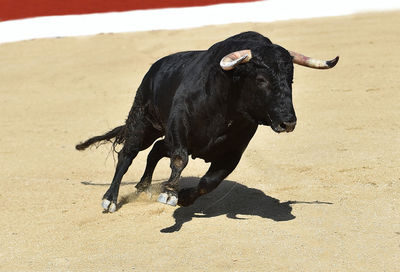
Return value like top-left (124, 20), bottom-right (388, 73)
top-left (1, 0), bottom-right (399, 44)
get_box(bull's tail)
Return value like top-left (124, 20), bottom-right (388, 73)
top-left (75, 125), bottom-right (126, 151)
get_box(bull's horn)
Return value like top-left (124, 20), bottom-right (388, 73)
top-left (220, 50), bottom-right (252, 71)
top-left (289, 50), bottom-right (339, 69)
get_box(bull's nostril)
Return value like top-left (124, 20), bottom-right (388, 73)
top-left (283, 121), bottom-right (296, 132)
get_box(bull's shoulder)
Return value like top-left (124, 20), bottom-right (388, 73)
top-left (146, 49), bottom-right (221, 96)
top-left (139, 50), bottom-right (206, 96)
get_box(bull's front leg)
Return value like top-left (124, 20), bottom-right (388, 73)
top-left (177, 151), bottom-right (242, 207)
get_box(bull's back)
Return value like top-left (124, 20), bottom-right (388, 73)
top-left (140, 51), bottom-right (205, 123)
top-left (145, 51), bottom-right (205, 97)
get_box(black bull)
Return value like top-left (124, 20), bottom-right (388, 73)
top-left (76, 31), bottom-right (339, 213)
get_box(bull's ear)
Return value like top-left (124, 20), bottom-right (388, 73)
top-left (220, 50), bottom-right (252, 71)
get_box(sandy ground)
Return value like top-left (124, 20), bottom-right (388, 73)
top-left (1, 11), bottom-right (399, 271)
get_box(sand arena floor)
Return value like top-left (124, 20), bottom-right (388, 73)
top-left (0, 11), bottom-right (399, 271)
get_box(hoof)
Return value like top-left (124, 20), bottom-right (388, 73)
top-left (102, 199), bottom-right (117, 213)
top-left (109, 202), bottom-right (117, 213)
top-left (135, 185), bottom-right (149, 194)
top-left (102, 199), bottom-right (111, 210)
top-left (136, 186), bottom-right (151, 195)
top-left (167, 195), bottom-right (178, 206)
top-left (135, 177), bottom-right (151, 193)
top-left (157, 192), bottom-right (178, 206)
top-left (157, 193), bottom-right (168, 203)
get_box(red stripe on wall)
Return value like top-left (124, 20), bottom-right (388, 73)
top-left (0, 0), bottom-right (260, 21)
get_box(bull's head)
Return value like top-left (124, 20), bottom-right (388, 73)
top-left (220, 46), bottom-right (338, 133)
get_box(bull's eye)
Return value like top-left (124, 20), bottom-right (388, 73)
top-left (256, 75), bottom-right (270, 89)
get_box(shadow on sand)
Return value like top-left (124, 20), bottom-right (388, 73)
top-left (160, 177), bottom-right (332, 233)
top-left (81, 177), bottom-right (332, 232)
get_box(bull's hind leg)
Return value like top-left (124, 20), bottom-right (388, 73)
top-left (102, 120), bottom-right (162, 213)
top-left (157, 148), bottom-right (188, 206)
top-left (102, 146), bottom-right (138, 212)
top-left (135, 139), bottom-right (169, 193)
top-left (177, 151), bottom-right (242, 207)
top-left (157, 112), bottom-right (189, 206)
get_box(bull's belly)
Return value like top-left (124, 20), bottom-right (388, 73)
top-left (189, 134), bottom-right (235, 162)
top-left (188, 122), bottom-right (257, 162)
top-left (187, 120), bottom-right (257, 162)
